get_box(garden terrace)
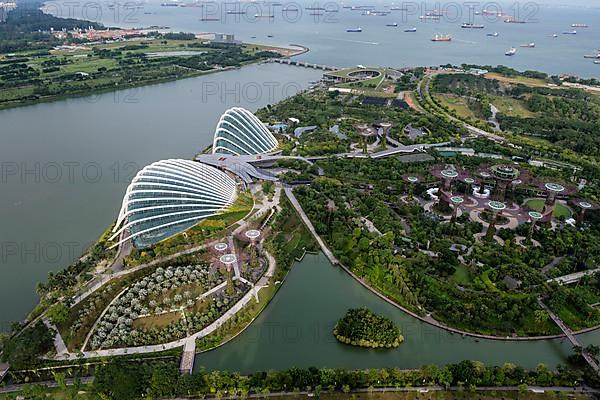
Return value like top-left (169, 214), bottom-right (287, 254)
top-left (88, 263), bottom-right (249, 349)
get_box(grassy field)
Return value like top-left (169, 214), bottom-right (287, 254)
top-left (0, 39), bottom-right (276, 109)
top-left (484, 72), bottom-right (549, 88)
top-left (525, 199), bottom-right (573, 219)
top-left (450, 264), bottom-right (473, 286)
top-left (132, 310), bottom-right (182, 330)
top-left (489, 95), bottom-right (536, 118)
top-left (434, 93), bottom-right (478, 120)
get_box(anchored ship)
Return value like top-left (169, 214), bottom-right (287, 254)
top-left (431, 34), bottom-right (451, 42)
top-left (462, 22), bottom-right (484, 28)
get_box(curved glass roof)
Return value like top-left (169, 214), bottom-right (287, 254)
top-left (110, 159), bottom-right (237, 248)
top-left (212, 107), bottom-right (278, 156)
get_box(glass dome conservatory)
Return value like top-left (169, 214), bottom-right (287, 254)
top-left (212, 107), bottom-right (278, 156)
top-left (110, 159), bottom-right (237, 248)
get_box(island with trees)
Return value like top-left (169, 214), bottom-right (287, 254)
top-left (334, 308), bottom-right (404, 348)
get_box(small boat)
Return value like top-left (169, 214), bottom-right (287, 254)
top-left (267, 34), bottom-right (273, 37)
top-left (255, 14), bottom-right (275, 18)
top-left (487, 32), bottom-right (499, 37)
top-left (583, 54), bottom-right (600, 59)
top-left (250, 36), bottom-right (256, 39)
top-left (571, 23), bottom-right (588, 28)
top-left (562, 30), bottom-right (577, 35)
top-left (431, 34), bottom-right (451, 42)
top-left (595, 60), bottom-right (600, 64)
top-left (404, 27), bottom-right (417, 32)
top-left (461, 22), bottom-right (484, 28)
top-left (346, 27), bottom-right (362, 32)
top-left (553, 34), bottom-right (558, 37)
top-left (505, 47), bottom-right (516, 56)
top-left (226, 10), bottom-right (245, 14)
top-left (520, 42), bottom-right (535, 48)
top-left (386, 22), bottom-right (398, 27)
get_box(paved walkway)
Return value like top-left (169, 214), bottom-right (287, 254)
top-left (547, 268), bottom-right (600, 285)
top-left (43, 317), bottom-right (68, 356)
top-left (421, 74), bottom-right (505, 143)
top-left (284, 186), bottom-right (339, 265)
top-left (538, 299), bottom-right (600, 374)
top-left (284, 185), bottom-right (600, 342)
top-left (71, 241), bottom-right (211, 307)
top-left (52, 249), bottom-right (277, 361)
top-left (179, 338), bottom-right (196, 374)
top-left (0, 363), bottom-right (9, 383)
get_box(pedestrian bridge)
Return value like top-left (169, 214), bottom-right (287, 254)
top-left (269, 58), bottom-right (338, 71)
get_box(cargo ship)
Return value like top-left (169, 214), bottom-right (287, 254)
top-left (571, 23), bottom-right (588, 28)
top-left (563, 30), bottom-right (577, 35)
top-left (520, 42), bottom-right (535, 48)
top-left (505, 47), bottom-right (517, 56)
top-left (386, 22), bottom-right (398, 27)
top-left (431, 34), bottom-right (451, 42)
top-left (346, 27), bottom-right (362, 32)
top-left (462, 22), bottom-right (484, 28)
top-left (404, 27), bottom-right (417, 32)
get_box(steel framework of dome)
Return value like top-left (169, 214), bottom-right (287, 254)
top-left (110, 159), bottom-right (237, 248)
top-left (212, 107), bottom-right (278, 156)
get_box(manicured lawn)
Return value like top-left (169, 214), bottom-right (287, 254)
top-left (450, 264), bottom-right (473, 286)
top-left (489, 95), bottom-right (536, 118)
top-left (525, 199), bottom-right (572, 219)
top-left (434, 93), bottom-right (478, 120)
top-left (132, 310), bottom-right (182, 330)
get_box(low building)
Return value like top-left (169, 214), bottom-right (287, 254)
top-left (212, 33), bottom-right (241, 44)
top-left (404, 123), bottom-right (428, 140)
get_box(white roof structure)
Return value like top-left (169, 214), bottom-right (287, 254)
top-left (110, 159), bottom-right (237, 248)
top-left (212, 107), bottom-right (278, 156)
